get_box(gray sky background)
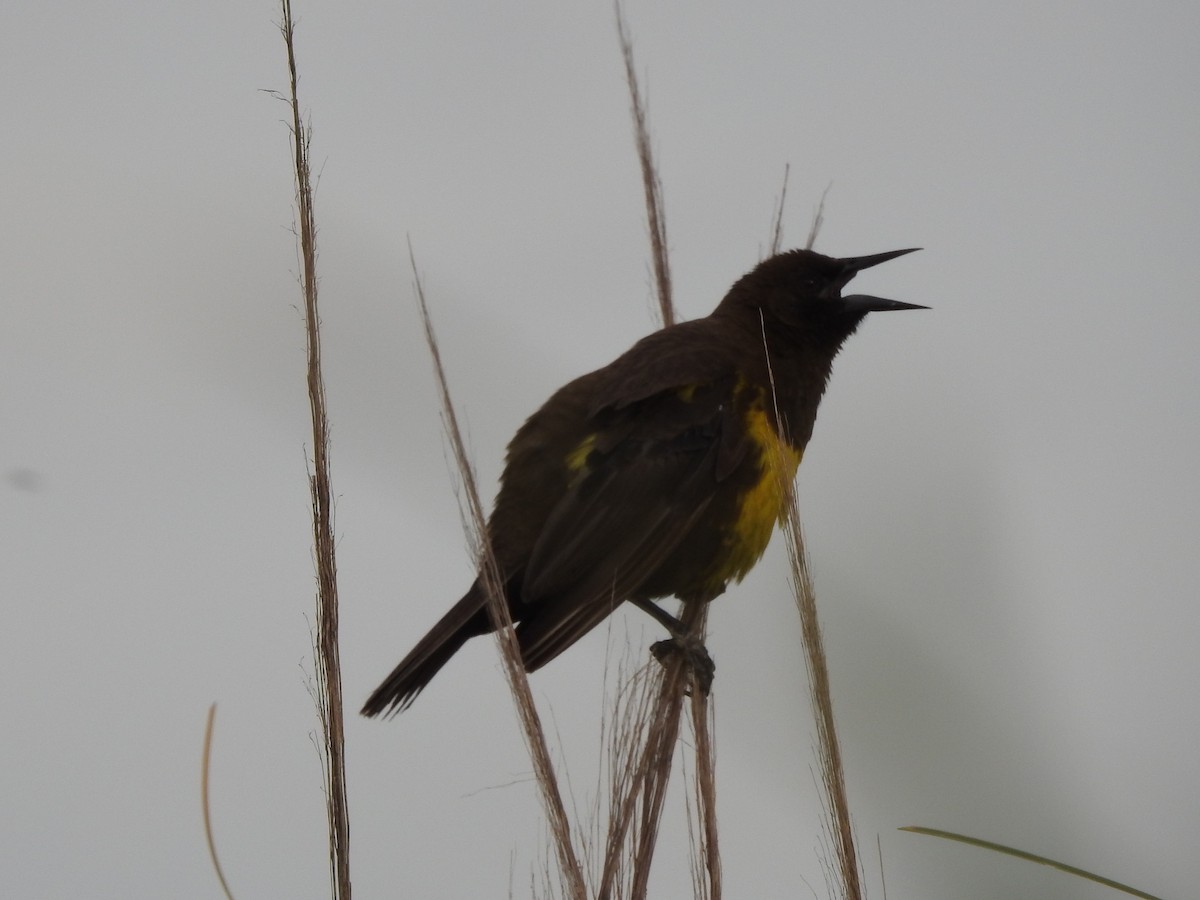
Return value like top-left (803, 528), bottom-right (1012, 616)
top-left (4, 2), bottom-right (1199, 897)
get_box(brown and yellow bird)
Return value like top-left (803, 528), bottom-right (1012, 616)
top-left (363, 247), bottom-right (923, 716)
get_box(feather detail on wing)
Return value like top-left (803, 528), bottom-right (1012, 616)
top-left (515, 377), bottom-right (750, 670)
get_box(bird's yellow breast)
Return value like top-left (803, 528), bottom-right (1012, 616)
top-left (723, 402), bottom-right (802, 583)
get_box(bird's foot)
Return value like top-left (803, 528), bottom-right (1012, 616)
top-left (650, 635), bottom-right (715, 696)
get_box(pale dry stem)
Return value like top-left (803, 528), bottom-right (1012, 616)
top-left (783, 505), bottom-right (862, 900)
top-left (769, 163), bottom-right (791, 257)
top-left (804, 184), bottom-right (831, 252)
top-left (616, 1), bottom-right (674, 328)
top-left (408, 242), bottom-right (587, 900)
top-left (280, 3), bottom-right (352, 896)
top-left (687, 687), bottom-right (721, 900)
top-left (201, 705), bottom-right (237, 900)
top-left (761, 320), bottom-right (862, 899)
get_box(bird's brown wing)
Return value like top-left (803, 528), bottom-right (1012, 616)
top-left (516, 375), bottom-right (750, 670)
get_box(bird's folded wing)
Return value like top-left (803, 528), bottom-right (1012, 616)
top-left (516, 383), bottom-right (747, 670)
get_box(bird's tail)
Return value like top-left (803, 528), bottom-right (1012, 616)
top-left (361, 582), bottom-right (492, 717)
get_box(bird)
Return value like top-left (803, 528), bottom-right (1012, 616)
top-left (362, 247), bottom-right (924, 717)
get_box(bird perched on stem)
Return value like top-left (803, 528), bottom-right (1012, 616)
top-left (363, 247), bottom-right (924, 717)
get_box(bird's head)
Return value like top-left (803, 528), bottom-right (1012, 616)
top-left (715, 247), bottom-right (925, 350)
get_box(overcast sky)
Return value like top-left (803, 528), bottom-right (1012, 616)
top-left (4, 2), bottom-right (1199, 898)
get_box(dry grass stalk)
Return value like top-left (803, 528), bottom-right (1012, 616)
top-left (804, 184), bottom-right (831, 252)
top-left (594, 606), bottom-right (706, 900)
top-left (279, 3), bottom-right (353, 897)
top-left (201, 705), bottom-right (237, 900)
top-left (618, 607), bottom-right (721, 900)
top-left (768, 163), bottom-right (791, 257)
top-left (781, 505), bottom-right (861, 900)
top-left (407, 242), bottom-right (587, 900)
top-left (686, 684), bottom-right (721, 900)
top-left (764, 369), bottom-right (861, 897)
top-left (616, 2), bottom-right (674, 328)
top-left (626, 620), bottom-right (697, 898)
top-left (587, 652), bottom-right (655, 897)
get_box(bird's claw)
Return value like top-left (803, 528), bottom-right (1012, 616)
top-left (650, 635), bottom-right (715, 696)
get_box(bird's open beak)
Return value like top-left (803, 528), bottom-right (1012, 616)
top-left (837, 248), bottom-right (926, 312)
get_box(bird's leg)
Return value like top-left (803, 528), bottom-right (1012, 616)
top-left (630, 598), bottom-right (716, 695)
top-left (650, 637), bottom-right (715, 696)
top-left (629, 596), bottom-right (687, 633)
